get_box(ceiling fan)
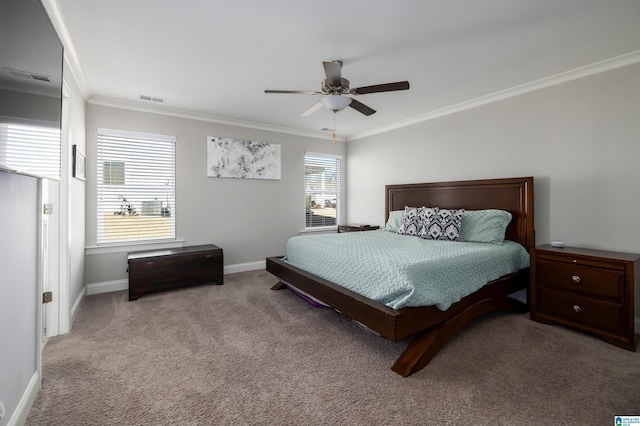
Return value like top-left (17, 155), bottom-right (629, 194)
top-left (264, 60), bottom-right (410, 117)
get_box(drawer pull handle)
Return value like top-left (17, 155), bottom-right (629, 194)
top-left (571, 275), bottom-right (581, 283)
top-left (572, 305), bottom-right (581, 313)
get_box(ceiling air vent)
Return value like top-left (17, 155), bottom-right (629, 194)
top-left (139, 94), bottom-right (165, 103)
top-left (4, 68), bottom-right (51, 82)
top-left (30, 74), bottom-right (51, 82)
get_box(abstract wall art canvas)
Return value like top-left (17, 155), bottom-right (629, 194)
top-left (207, 137), bottom-right (281, 180)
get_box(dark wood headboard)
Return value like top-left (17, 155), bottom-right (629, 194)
top-left (385, 177), bottom-right (535, 250)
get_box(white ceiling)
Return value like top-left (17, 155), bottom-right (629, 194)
top-left (51, 0), bottom-right (640, 140)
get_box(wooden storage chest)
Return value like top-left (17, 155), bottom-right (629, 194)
top-left (128, 244), bottom-right (223, 301)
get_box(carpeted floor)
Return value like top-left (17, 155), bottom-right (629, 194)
top-left (26, 270), bottom-right (640, 425)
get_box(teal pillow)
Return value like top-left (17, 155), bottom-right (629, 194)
top-left (384, 210), bottom-right (404, 232)
top-left (461, 209), bottom-right (512, 244)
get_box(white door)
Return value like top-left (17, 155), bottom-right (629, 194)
top-left (41, 178), bottom-right (60, 339)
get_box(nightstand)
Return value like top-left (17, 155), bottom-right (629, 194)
top-left (337, 224), bottom-right (380, 233)
top-left (530, 244), bottom-right (638, 351)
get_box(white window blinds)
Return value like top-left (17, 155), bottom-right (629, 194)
top-left (97, 128), bottom-right (176, 244)
top-left (304, 152), bottom-right (342, 229)
top-left (0, 122), bottom-right (61, 179)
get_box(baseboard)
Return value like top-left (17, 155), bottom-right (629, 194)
top-left (70, 286), bottom-right (86, 325)
top-left (86, 279), bottom-right (128, 295)
top-left (7, 370), bottom-right (40, 426)
top-left (85, 260), bottom-right (266, 296)
top-left (224, 260), bottom-right (265, 275)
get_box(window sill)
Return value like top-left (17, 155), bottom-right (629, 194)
top-left (85, 239), bottom-right (185, 256)
top-left (300, 226), bottom-right (337, 235)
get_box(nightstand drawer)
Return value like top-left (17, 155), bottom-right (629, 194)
top-left (535, 258), bottom-right (625, 301)
top-left (536, 288), bottom-right (626, 335)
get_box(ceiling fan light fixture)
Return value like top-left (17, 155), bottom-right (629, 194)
top-left (321, 95), bottom-right (351, 112)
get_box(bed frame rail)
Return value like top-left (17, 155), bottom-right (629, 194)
top-left (266, 256), bottom-right (400, 340)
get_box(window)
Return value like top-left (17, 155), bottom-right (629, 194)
top-left (97, 128), bottom-right (176, 244)
top-left (0, 122), bottom-right (61, 179)
top-left (103, 161), bottom-right (125, 185)
top-left (304, 152), bottom-right (342, 229)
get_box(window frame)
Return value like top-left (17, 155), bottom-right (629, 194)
top-left (304, 151), bottom-right (343, 231)
top-left (96, 128), bottom-right (176, 246)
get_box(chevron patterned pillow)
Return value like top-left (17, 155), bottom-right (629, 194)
top-left (420, 208), bottom-right (465, 241)
top-left (398, 206), bottom-right (440, 237)
top-left (397, 206), bottom-right (425, 236)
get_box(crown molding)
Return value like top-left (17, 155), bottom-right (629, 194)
top-left (87, 96), bottom-right (341, 141)
top-left (37, 0), bottom-right (640, 144)
top-left (348, 50), bottom-right (640, 141)
top-left (41, 0), bottom-right (92, 99)
top-left (40, 0), bottom-right (338, 142)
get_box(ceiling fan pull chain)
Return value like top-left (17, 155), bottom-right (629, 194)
top-left (333, 112), bottom-right (337, 144)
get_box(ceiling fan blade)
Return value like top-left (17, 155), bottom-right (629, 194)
top-left (351, 81), bottom-right (410, 95)
top-left (301, 102), bottom-right (323, 116)
top-left (349, 98), bottom-right (376, 116)
top-left (323, 61), bottom-right (342, 86)
top-left (265, 90), bottom-right (322, 95)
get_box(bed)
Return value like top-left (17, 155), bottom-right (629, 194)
top-left (266, 176), bottom-right (535, 376)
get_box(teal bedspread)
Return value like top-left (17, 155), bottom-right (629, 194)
top-left (283, 230), bottom-right (530, 310)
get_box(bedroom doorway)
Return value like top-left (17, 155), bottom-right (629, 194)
top-left (40, 178), bottom-right (60, 341)
top-left (41, 81), bottom-right (72, 341)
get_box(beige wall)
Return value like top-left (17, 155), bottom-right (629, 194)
top-left (346, 62), bottom-right (640, 253)
top-left (0, 89), bottom-right (61, 123)
top-left (63, 61), bottom-right (88, 311)
top-left (345, 62), bottom-right (640, 322)
top-left (84, 104), bottom-right (345, 285)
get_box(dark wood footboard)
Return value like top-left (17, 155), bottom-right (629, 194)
top-left (267, 256), bottom-right (529, 376)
